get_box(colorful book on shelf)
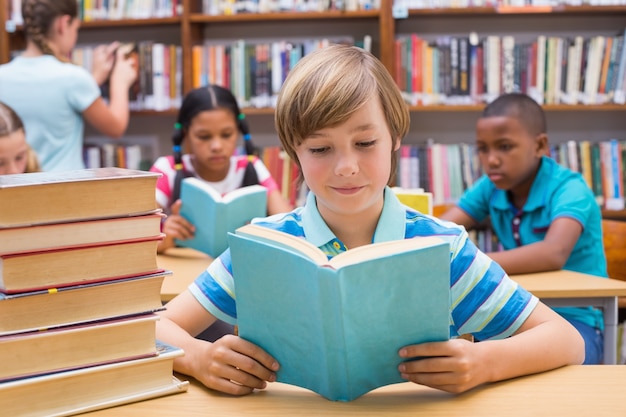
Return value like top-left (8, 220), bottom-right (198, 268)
top-left (0, 314), bottom-right (159, 382)
top-left (0, 271), bottom-right (168, 336)
top-left (176, 178), bottom-right (267, 257)
top-left (229, 224), bottom-right (451, 402)
top-left (0, 167), bottom-right (159, 228)
top-left (0, 212), bottom-right (164, 256)
top-left (391, 187), bottom-right (433, 215)
top-left (0, 235), bottom-right (164, 293)
top-left (0, 340), bottom-right (188, 416)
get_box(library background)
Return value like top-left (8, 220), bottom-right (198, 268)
top-left (2, 0), bottom-right (626, 219)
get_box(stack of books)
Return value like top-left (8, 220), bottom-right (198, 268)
top-left (0, 168), bottom-right (188, 416)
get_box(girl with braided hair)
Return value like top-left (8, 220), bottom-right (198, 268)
top-left (0, 0), bottom-right (136, 171)
top-left (150, 85), bottom-right (293, 254)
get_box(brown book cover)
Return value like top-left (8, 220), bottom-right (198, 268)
top-left (0, 235), bottom-right (164, 293)
top-left (0, 212), bottom-right (164, 256)
top-left (0, 341), bottom-right (188, 416)
top-left (0, 167), bottom-right (160, 228)
top-left (0, 314), bottom-right (159, 382)
top-left (0, 271), bottom-right (168, 336)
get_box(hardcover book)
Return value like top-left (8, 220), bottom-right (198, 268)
top-left (0, 235), bottom-right (164, 293)
top-left (0, 271), bottom-right (168, 336)
top-left (391, 187), bottom-right (433, 215)
top-left (229, 224), bottom-right (450, 401)
top-left (0, 167), bottom-right (159, 228)
top-left (176, 178), bottom-right (267, 257)
top-left (0, 212), bottom-right (164, 256)
top-left (0, 314), bottom-right (159, 382)
top-left (0, 340), bottom-right (188, 416)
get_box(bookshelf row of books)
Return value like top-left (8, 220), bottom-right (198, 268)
top-left (260, 146), bottom-right (305, 207)
top-left (0, 168), bottom-right (187, 415)
top-left (396, 138), bottom-right (626, 210)
top-left (73, 42), bottom-right (183, 111)
top-left (549, 139), bottom-right (626, 210)
top-left (202, 0), bottom-right (380, 15)
top-left (5, 0), bottom-right (181, 25)
top-left (83, 142), bottom-right (153, 170)
top-left (395, 31), bottom-right (626, 107)
top-left (191, 36), bottom-right (370, 108)
top-left (392, 0), bottom-right (626, 10)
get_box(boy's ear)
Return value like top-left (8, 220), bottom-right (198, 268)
top-left (535, 133), bottom-right (549, 156)
top-left (393, 136), bottom-right (402, 152)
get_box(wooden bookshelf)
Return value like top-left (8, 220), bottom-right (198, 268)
top-left (2, 1), bottom-right (625, 171)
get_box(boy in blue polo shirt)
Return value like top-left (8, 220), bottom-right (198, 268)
top-left (155, 46), bottom-right (583, 397)
top-left (441, 92), bottom-right (606, 364)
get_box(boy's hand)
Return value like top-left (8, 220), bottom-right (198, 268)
top-left (197, 334), bottom-right (279, 396)
top-left (398, 338), bottom-right (488, 394)
top-left (157, 200), bottom-right (195, 253)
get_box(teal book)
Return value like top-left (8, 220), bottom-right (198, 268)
top-left (228, 224), bottom-right (450, 402)
top-left (176, 178), bottom-right (267, 257)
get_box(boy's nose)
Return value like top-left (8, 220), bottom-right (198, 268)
top-left (335, 153), bottom-right (358, 177)
top-left (486, 152), bottom-right (500, 167)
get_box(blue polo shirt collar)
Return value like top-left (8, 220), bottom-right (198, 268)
top-left (491, 156), bottom-right (552, 212)
top-left (300, 186), bottom-right (406, 248)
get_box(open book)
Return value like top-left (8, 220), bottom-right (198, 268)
top-left (228, 224), bottom-right (450, 401)
top-left (176, 178), bottom-right (267, 257)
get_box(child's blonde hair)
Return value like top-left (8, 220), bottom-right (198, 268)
top-left (0, 101), bottom-right (40, 173)
top-left (274, 44), bottom-right (410, 185)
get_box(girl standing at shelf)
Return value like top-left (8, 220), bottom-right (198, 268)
top-left (0, 0), bottom-right (137, 172)
top-left (150, 85), bottom-right (293, 254)
top-left (0, 101), bottom-right (40, 174)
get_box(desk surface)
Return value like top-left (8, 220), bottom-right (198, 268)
top-left (158, 248), bottom-right (626, 301)
top-left (86, 365), bottom-right (626, 416)
top-left (513, 270), bottom-right (626, 298)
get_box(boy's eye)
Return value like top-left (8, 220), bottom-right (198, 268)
top-left (309, 147), bottom-right (329, 154)
top-left (476, 146), bottom-right (487, 154)
top-left (357, 140), bottom-right (376, 148)
top-left (499, 143), bottom-right (513, 152)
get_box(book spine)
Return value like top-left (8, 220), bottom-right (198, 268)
top-left (318, 268), bottom-right (349, 400)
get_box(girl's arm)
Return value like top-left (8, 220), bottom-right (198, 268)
top-left (487, 217), bottom-right (582, 275)
top-left (83, 46), bottom-right (137, 138)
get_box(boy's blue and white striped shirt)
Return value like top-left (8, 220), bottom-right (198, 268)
top-left (190, 187), bottom-right (537, 340)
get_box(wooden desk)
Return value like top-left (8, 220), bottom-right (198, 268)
top-left (158, 250), bottom-right (626, 363)
top-left (157, 248), bottom-right (212, 302)
top-left (85, 365), bottom-right (626, 416)
top-left (513, 270), bottom-right (626, 365)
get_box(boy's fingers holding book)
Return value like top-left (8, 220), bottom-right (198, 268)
top-left (206, 335), bottom-right (279, 394)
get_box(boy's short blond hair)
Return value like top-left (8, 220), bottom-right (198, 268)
top-left (275, 44), bottom-right (410, 184)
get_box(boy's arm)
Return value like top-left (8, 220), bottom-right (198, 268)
top-left (487, 217), bottom-right (582, 275)
top-left (398, 301), bottom-right (584, 393)
top-left (439, 206), bottom-right (479, 230)
top-left (157, 289), bottom-right (279, 395)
